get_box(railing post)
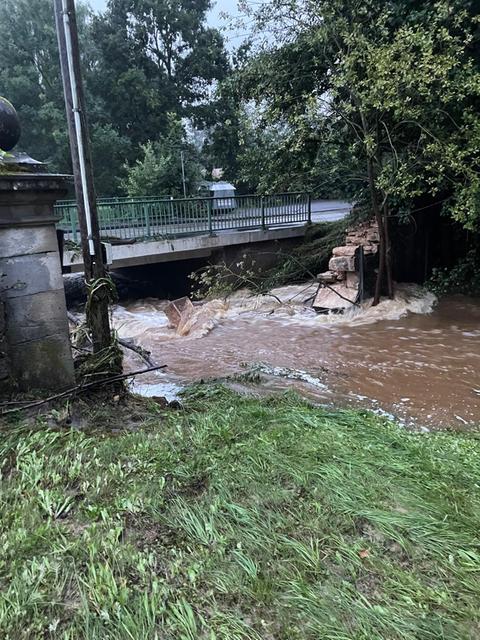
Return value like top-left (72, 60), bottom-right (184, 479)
top-left (308, 193), bottom-right (312, 224)
top-left (261, 195), bottom-right (266, 230)
top-left (144, 204), bottom-right (151, 237)
top-left (69, 207), bottom-right (78, 243)
top-left (208, 197), bottom-right (213, 236)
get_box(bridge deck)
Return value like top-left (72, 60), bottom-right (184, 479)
top-left (63, 224), bottom-right (309, 272)
top-left (58, 194), bottom-right (352, 272)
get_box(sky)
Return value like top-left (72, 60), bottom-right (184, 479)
top-left (88, 0), bottom-right (243, 37)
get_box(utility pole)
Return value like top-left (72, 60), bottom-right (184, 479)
top-left (54, 0), bottom-right (112, 354)
top-left (181, 150), bottom-right (187, 198)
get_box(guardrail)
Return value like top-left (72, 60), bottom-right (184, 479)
top-left (55, 192), bottom-right (312, 243)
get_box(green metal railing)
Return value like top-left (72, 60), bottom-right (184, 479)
top-left (55, 192), bottom-right (311, 243)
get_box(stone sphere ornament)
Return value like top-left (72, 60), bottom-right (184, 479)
top-left (0, 97), bottom-right (21, 152)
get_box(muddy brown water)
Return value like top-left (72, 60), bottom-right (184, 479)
top-left (112, 284), bottom-right (480, 429)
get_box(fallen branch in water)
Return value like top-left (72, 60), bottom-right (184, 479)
top-left (68, 312), bottom-right (155, 366)
top-left (117, 338), bottom-right (155, 367)
top-left (317, 282), bottom-right (360, 307)
top-left (0, 365), bottom-right (167, 416)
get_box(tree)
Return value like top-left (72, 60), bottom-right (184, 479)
top-left (123, 115), bottom-right (202, 197)
top-left (0, 0), bottom-right (134, 196)
top-left (0, 0), bottom-right (229, 197)
top-left (0, 0), bottom-right (70, 168)
top-left (201, 78), bottom-right (243, 186)
top-left (91, 0), bottom-right (229, 148)
top-left (238, 0), bottom-right (480, 303)
top-left (90, 124), bottom-right (132, 196)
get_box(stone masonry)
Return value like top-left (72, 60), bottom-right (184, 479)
top-left (313, 220), bottom-right (380, 312)
top-left (0, 174), bottom-right (75, 391)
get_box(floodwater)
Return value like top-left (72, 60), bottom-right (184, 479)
top-left (112, 284), bottom-right (480, 429)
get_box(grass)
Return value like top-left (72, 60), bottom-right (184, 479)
top-left (1, 386), bottom-right (480, 639)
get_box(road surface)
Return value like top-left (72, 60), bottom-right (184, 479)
top-left (311, 200), bottom-right (353, 222)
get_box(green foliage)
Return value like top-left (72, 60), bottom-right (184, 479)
top-left (122, 115), bottom-right (202, 197)
top-left (89, 0), bottom-right (228, 156)
top-left (0, 0), bottom-right (73, 168)
top-left (201, 78), bottom-right (243, 185)
top-left (0, 0), bottom-right (227, 197)
top-left (262, 219), bottom-right (350, 288)
top-left (427, 250), bottom-right (480, 296)
top-left (190, 220), bottom-right (350, 299)
top-left (1, 389), bottom-right (480, 638)
top-left (238, 0), bottom-right (480, 228)
top-left (90, 124), bottom-right (132, 197)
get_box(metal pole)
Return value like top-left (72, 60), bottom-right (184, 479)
top-left (61, 0), bottom-right (94, 256)
top-left (208, 197), bottom-right (213, 236)
top-left (54, 0), bottom-right (112, 354)
top-left (181, 150), bottom-right (187, 198)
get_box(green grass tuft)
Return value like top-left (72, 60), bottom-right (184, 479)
top-left (1, 387), bottom-right (480, 638)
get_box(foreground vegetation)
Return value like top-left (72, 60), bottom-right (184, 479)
top-left (1, 387), bottom-right (480, 639)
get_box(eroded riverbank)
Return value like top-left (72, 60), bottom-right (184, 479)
top-left (111, 284), bottom-right (480, 429)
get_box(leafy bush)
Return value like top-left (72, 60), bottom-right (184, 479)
top-left (427, 250), bottom-right (480, 297)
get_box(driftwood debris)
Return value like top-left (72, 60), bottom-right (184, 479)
top-left (68, 311), bottom-right (155, 366)
top-left (0, 364), bottom-right (167, 416)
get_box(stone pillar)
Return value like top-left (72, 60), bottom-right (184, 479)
top-left (0, 174), bottom-right (75, 391)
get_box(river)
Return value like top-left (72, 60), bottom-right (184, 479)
top-left (112, 284), bottom-right (480, 430)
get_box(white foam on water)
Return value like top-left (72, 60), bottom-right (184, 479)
top-left (222, 283), bottom-right (437, 329)
top-left (130, 380), bottom-right (183, 402)
top-left (113, 283), bottom-right (437, 344)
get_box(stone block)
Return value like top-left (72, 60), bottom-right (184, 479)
top-left (165, 297), bottom-right (195, 329)
top-left (0, 252), bottom-right (64, 299)
top-left (329, 255), bottom-right (357, 272)
top-left (332, 245), bottom-right (359, 257)
top-left (0, 173), bottom-right (74, 392)
top-left (0, 225), bottom-right (59, 259)
top-left (9, 334), bottom-right (74, 391)
top-left (346, 234), bottom-right (365, 244)
top-left (0, 175), bottom-right (67, 228)
top-left (313, 284), bottom-right (357, 312)
top-left (5, 289), bottom-right (70, 344)
top-left (317, 270), bottom-right (337, 284)
top-left (346, 272), bottom-right (360, 290)
top-left (362, 244), bottom-right (378, 255)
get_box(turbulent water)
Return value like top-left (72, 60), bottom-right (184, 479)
top-left (112, 284), bottom-right (480, 429)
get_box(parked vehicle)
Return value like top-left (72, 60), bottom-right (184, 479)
top-left (198, 181), bottom-right (237, 212)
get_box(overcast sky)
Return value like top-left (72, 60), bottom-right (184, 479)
top-left (88, 0), bottom-right (243, 39)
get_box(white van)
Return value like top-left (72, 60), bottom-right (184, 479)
top-left (199, 181), bottom-right (237, 212)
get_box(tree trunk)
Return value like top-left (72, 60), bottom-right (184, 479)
top-left (365, 155), bottom-right (386, 306)
top-left (384, 205), bottom-right (394, 299)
